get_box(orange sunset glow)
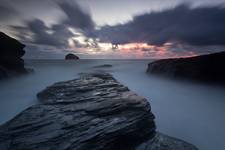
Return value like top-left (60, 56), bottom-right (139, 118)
top-left (76, 42), bottom-right (198, 59)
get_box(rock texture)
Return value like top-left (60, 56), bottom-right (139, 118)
top-left (147, 52), bottom-right (225, 84)
top-left (65, 53), bottom-right (79, 60)
top-left (93, 64), bottom-right (113, 68)
top-left (0, 73), bottom-right (197, 150)
top-left (137, 133), bottom-right (197, 150)
top-left (0, 32), bottom-right (28, 79)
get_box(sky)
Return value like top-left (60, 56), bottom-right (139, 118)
top-left (1, 0), bottom-right (225, 59)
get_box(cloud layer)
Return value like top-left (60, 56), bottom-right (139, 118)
top-left (5, 0), bottom-right (95, 48)
top-left (1, 1), bottom-right (225, 58)
top-left (97, 4), bottom-right (225, 46)
top-left (57, 0), bottom-right (94, 31)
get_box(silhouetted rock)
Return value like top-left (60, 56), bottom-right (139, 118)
top-left (65, 53), bottom-right (79, 60)
top-left (147, 52), bottom-right (225, 84)
top-left (0, 73), bottom-right (197, 150)
top-left (0, 32), bottom-right (28, 79)
top-left (93, 64), bottom-right (113, 68)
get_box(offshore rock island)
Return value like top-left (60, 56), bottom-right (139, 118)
top-left (65, 53), bottom-right (80, 60)
top-left (0, 72), bottom-right (197, 150)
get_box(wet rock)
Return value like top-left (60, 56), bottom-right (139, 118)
top-left (0, 32), bottom-right (29, 79)
top-left (93, 64), bottom-right (113, 68)
top-left (0, 72), bottom-right (198, 150)
top-left (65, 53), bottom-right (79, 60)
top-left (147, 52), bottom-right (225, 84)
top-left (136, 133), bottom-right (197, 150)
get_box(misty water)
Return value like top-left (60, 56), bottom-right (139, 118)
top-left (1, 59), bottom-right (225, 150)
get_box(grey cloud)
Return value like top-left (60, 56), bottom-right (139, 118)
top-left (96, 4), bottom-right (225, 47)
top-left (7, 0), bottom-right (96, 49)
top-left (0, 1), bottom-right (19, 21)
top-left (56, 0), bottom-right (95, 31)
top-left (73, 39), bottom-right (86, 48)
top-left (24, 19), bottom-right (73, 48)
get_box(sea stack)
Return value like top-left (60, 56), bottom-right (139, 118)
top-left (0, 32), bottom-right (28, 79)
top-left (65, 53), bottom-right (79, 60)
top-left (147, 52), bottom-right (225, 84)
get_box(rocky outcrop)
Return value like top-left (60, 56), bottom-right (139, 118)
top-left (0, 73), bottom-right (197, 150)
top-left (65, 53), bottom-right (79, 60)
top-left (137, 132), bottom-right (197, 150)
top-left (93, 64), bottom-right (113, 68)
top-left (147, 52), bottom-right (225, 84)
top-left (0, 32), bottom-right (28, 79)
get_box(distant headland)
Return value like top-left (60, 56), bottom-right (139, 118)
top-left (147, 51), bottom-right (225, 84)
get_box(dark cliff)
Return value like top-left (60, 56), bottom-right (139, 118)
top-left (147, 52), bottom-right (225, 84)
top-left (0, 32), bottom-right (28, 79)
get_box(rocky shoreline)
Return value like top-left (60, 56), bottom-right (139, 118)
top-left (0, 72), bottom-right (197, 150)
top-left (147, 52), bottom-right (225, 84)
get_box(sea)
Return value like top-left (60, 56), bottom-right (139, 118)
top-left (1, 59), bottom-right (225, 150)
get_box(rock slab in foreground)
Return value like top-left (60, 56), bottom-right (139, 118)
top-left (147, 52), bottom-right (225, 84)
top-left (0, 73), bottom-right (197, 150)
top-left (0, 32), bottom-right (29, 79)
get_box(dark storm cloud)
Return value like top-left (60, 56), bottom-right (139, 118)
top-left (5, 0), bottom-right (96, 49)
top-left (11, 19), bottom-right (74, 48)
top-left (96, 4), bottom-right (225, 46)
top-left (0, 1), bottom-right (18, 21)
top-left (27, 19), bottom-right (74, 47)
top-left (56, 0), bottom-right (95, 31)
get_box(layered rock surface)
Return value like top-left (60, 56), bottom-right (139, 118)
top-left (0, 72), bottom-right (197, 150)
top-left (0, 32), bottom-right (29, 79)
top-left (147, 52), bottom-right (225, 84)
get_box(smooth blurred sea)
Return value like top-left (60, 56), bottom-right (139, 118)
top-left (1, 59), bottom-right (225, 150)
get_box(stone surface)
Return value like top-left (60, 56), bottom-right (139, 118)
top-left (0, 32), bottom-right (28, 79)
top-left (93, 64), bottom-right (113, 68)
top-left (0, 72), bottom-right (197, 150)
top-left (147, 52), bottom-right (225, 84)
top-left (136, 133), bottom-right (197, 150)
top-left (65, 53), bottom-right (79, 60)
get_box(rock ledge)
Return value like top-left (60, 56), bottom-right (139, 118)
top-left (0, 72), bottom-right (197, 150)
top-left (147, 52), bottom-right (225, 84)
